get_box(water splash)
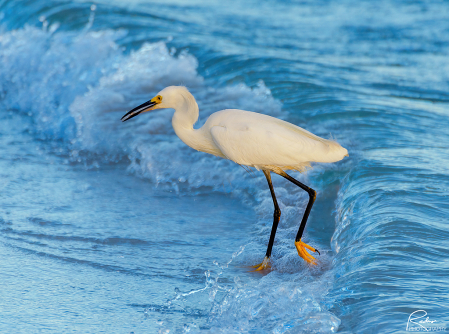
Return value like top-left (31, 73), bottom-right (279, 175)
top-left (152, 245), bottom-right (340, 333)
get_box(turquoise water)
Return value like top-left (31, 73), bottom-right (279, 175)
top-left (1, 0), bottom-right (449, 333)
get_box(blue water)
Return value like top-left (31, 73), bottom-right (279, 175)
top-left (1, 0), bottom-right (449, 333)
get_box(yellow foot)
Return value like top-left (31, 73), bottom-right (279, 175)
top-left (251, 256), bottom-right (271, 271)
top-left (295, 240), bottom-right (320, 266)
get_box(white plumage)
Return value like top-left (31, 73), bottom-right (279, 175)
top-left (206, 109), bottom-right (348, 172)
top-left (122, 86), bottom-right (347, 172)
top-left (121, 85), bottom-right (348, 268)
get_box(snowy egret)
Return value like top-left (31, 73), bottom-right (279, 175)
top-left (121, 86), bottom-right (348, 269)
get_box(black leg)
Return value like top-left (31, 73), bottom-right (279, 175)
top-left (279, 172), bottom-right (319, 254)
top-left (263, 170), bottom-right (281, 258)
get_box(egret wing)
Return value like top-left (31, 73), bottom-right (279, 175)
top-left (209, 115), bottom-right (331, 167)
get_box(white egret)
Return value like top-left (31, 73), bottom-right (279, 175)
top-left (121, 86), bottom-right (348, 270)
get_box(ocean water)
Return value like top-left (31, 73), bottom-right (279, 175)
top-left (1, 0), bottom-right (449, 333)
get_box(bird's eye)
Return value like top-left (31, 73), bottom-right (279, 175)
top-left (157, 96), bottom-right (162, 102)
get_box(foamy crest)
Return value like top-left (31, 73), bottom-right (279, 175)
top-left (0, 24), bottom-right (125, 142)
top-left (0, 23), bottom-right (282, 177)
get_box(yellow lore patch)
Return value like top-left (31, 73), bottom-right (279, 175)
top-left (151, 95), bottom-right (163, 104)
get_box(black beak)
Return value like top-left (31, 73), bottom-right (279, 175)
top-left (121, 100), bottom-right (157, 122)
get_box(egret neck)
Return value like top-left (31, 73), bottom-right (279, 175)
top-left (171, 90), bottom-right (200, 146)
top-left (171, 91), bottom-right (220, 157)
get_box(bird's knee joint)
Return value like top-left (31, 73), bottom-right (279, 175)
top-left (274, 208), bottom-right (281, 217)
top-left (309, 189), bottom-right (316, 201)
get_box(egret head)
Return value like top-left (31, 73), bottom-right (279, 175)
top-left (121, 86), bottom-right (190, 122)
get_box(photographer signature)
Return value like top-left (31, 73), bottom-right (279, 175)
top-left (407, 310), bottom-right (437, 331)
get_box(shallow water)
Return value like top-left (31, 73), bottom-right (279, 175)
top-left (1, 0), bottom-right (449, 333)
